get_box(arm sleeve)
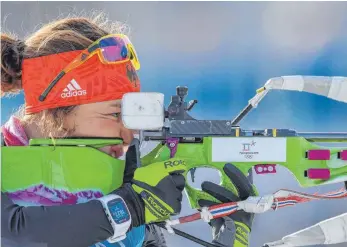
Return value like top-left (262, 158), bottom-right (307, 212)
top-left (1, 192), bottom-right (114, 247)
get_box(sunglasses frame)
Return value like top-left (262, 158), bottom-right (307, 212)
top-left (39, 34), bottom-right (140, 102)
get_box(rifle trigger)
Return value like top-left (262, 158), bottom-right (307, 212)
top-left (190, 167), bottom-right (197, 183)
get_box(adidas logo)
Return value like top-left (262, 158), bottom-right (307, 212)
top-left (61, 79), bottom-right (87, 98)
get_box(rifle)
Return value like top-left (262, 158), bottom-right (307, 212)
top-left (122, 75), bottom-right (347, 209)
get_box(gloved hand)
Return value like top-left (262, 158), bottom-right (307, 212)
top-left (114, 158), bottom-right (186, 228)
top-left (198, 163), bottom-right (256, 247)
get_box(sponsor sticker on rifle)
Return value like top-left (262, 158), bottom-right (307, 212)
top-left (211, 137), bottom-right (287, 162)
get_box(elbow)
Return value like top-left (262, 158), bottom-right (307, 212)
top-left (2, 205), bottom-right (27, 238)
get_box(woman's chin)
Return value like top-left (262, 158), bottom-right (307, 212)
top-left (110, 144), bottom-right (127, 159)
top-left (98, 144), bottom-right (126, 159)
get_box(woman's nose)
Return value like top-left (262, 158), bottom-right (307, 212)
top-left (120, 127), bottom-right (134, 145)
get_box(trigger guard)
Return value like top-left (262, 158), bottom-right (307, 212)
top-left (185, 165), bottom-right (239, 208)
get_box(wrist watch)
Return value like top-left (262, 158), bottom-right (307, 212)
top-left (97, 194), bottom-right (132, 243)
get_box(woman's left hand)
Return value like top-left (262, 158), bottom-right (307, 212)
top-left (198, 163), bottom-right (256, 247)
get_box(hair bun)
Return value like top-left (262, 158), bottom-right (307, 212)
top-left (1, 34), bottom-right (25, 95)
top-left (14, 39), bottom-right (25, 67)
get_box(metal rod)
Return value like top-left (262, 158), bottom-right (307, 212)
top-left (156, 223), bottom-right (218, 247)
top-left (231, 104), bottom-right (253, 126)
top-left (298, 132), bottom-right (347, 140)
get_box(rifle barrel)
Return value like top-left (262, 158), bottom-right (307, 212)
top-left (297, 132), bottom-right (347, 142)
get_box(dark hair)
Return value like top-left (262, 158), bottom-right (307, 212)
top-left (1, 34), bottom-right (25, 95)
top-left (1, 13), bottom-right (128, 137)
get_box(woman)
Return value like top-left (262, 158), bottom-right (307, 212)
top-left (1, 14), bottom-right (255, 247)
top-left (1, 14), bottom-right (186, 247)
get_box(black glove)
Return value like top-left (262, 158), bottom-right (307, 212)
top-left (113, 157), bottom-right (186, 228)
top-left (198, 163), bottom-right (256, 247)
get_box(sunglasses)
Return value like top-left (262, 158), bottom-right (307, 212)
top-left (39, 34), bottom-right (140, 102)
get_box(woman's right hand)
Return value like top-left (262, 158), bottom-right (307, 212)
top-left (113, 158), bottom-right (187, 227)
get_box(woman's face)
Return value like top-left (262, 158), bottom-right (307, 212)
top-left (64, 99), bottom-right (134, 159)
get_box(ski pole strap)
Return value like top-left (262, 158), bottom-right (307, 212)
top-left (272, 188), bottom-right (347, 210)
top-left (156, 188), bottom-right (347, 247)
top-left (164, 188), bottom-right (347, 227)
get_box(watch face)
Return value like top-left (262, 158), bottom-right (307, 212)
top-left (107, 198), bottom-right (130, 224)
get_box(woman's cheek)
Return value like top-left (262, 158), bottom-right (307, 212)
top-left (93, 119), bottom-right (123, 137)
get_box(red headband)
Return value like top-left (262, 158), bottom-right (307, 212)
top-left (22, 50), bottom-right (140, 114)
